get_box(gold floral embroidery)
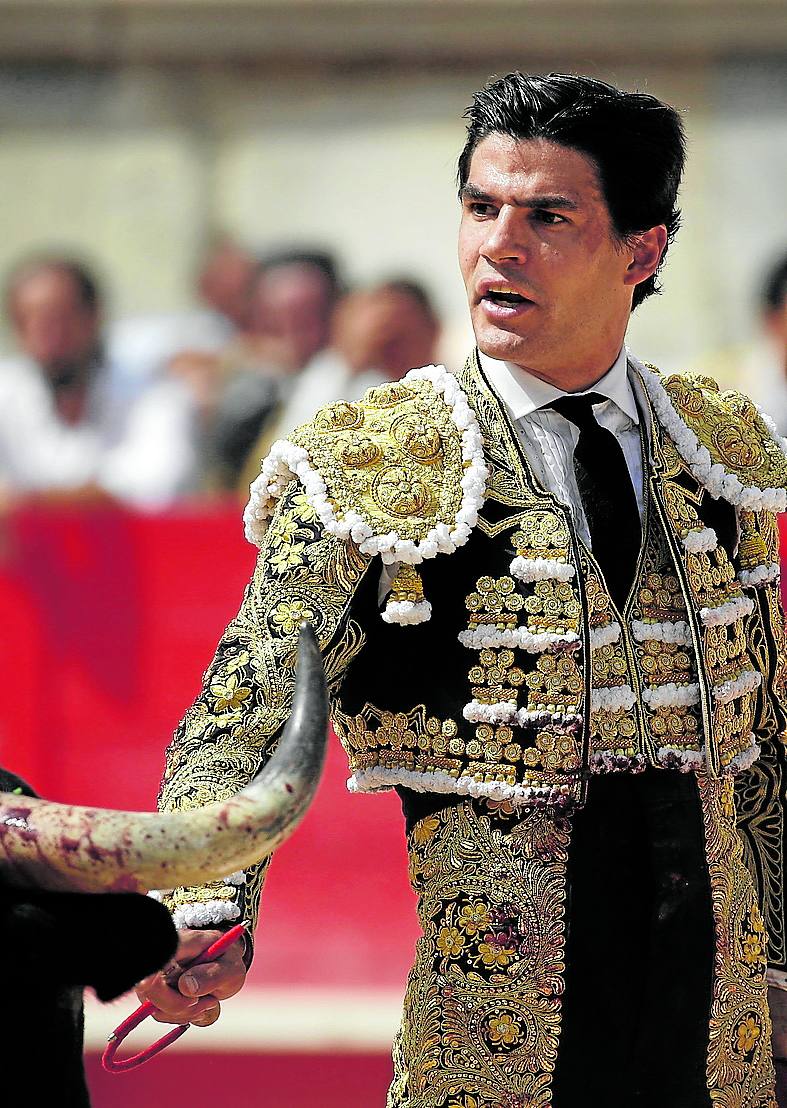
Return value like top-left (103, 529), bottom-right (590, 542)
top-left (735, 510), bottom-right (787, 969)
top-left (158, 481), bottom-right (371, 930)
top-left (698, 775), bottom-right (777, 1106)
top-left (523, 579), bottom-right (580, 634)
top-left (290, 376), bottom-right (465, 544)
top-left (663, 374), bottom-right (787, 493)
top-left (387, 800), bottom-right (569, 1108)
top-left (332, 702), bottom-right (462, 779)
top-left (511, 512), bottom-right (570, 555)
top-left (465, 576), bottom-right (524, 628)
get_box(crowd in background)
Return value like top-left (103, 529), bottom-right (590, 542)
top-left (0, 237), bottom-right (784, 513)
top-left (0, 239), bottom-right (439, 510)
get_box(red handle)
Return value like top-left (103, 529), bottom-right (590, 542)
top-left (102, 923), bottom-right (247, 1073)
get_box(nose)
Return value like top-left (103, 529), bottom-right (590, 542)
top-left (481, 207), bottom-right (528, 266)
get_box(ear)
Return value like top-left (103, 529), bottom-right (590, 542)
top-left (622, 225), bottom-right (668, 288)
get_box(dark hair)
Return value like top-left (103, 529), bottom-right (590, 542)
top-left (377, 278), bottom-right (438, 321)
top-left (256, 248), bottom-right (343, 303)
top-left (458, 72), bottom-right (686, 309)
top-left (5, 255), bottom-right (102, 314)
top-left (762, 252), bottom-right (787, 314)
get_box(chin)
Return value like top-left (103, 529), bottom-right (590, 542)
top-left (475, 329), bottom-right (529, 366)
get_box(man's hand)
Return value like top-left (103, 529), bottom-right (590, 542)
top-left (135, 928), bottom-right (247, 1028)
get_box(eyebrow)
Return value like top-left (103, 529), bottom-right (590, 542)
top-left (459, 182), bottom-right (580, 211)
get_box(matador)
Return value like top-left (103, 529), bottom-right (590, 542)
top-left (142, 73), bottom-right (787, 1107)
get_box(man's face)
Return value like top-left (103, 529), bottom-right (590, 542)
top-left (458, 134), bottom-right (638, 382)
top-left (11, 269), bottom-right (99, 377)
top-left (247, 264), bottom-right (333, 372)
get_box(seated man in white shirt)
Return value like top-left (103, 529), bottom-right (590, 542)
top-left (0, 255), bottom-right (198, 509)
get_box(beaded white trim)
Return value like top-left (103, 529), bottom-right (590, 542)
top-left (243, 365), bottom-right (488, 565)
top-left (462, 701), bottom-right (582, 729)
top-left (591, 685), bottom-right (636, 712)
top-left (462, 699), bottom-right (518, 724)
top-left (517, 709), bottom-right (582, 728)
top-left (655, 745), bottom-right (705, 771)
top-left (589, 621), bottom-right (622, 649)
top-left (712, 669), bottom-right (762, 704)
top-left (590, 750), bottom-right (647, 774)
top-left (653, 736), bottom-right (760, 775)
top-left (348, 767), bottom-right (573, 809)
top-left (682, 527), bottom-right (718, 554)
top-left (222, 870), bottom-right (246, 886)
top-left (509, 556), bottom-right (575, 583)
top-left (458, 626), bottom-right (580, 652)
top-left (642, 681), bottom-right (700, 708)
top-left (171, 900), bottom-right (241, 930)
top-left (755, 403), bottom-right (787, 454)
top-left (700, 595), bottom-right (755, 627)
top-left (738, 563), bottom-right (780, 588)
top-left (633, 357), bottom-right (787, 513)
top-left (381, 599), bottom-right (432, 626)
top-left (631, 618), bottom-right (692, 646)
top-left (725, 738), bottom-right (761, 773)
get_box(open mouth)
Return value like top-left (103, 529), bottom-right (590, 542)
top-left (482, 288), bottom-right (532, 307)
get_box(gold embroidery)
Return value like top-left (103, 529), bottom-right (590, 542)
top-left (469, 649), bottom-right (525, 707)
top-left (735, 509), bottom-right (787, 969)
top-left (662, 374), bottom-right (787, 493)
top-left (698, 775), bottom-right (777, 1106)
top-left (584, 573), bottom-right (613, 628)
top-left (290, 376), bottom-right (465, 543)
top-left (466, 576), bottom-right (524, 628)
top-left (525, 655), bottom-right (582, 712)
top-left (388, 800), bottom-right (569, 1108)
top-left (333, 702), bottom-right (463, 779)
top-left (389, 563), bottom-right (427, 605)
top-left (523, 580), bottom-right (580, 635)
top-left (158, 482), bottom-right (371, 929)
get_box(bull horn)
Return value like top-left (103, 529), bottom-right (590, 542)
top-left (0, 624), bottom-right (328, 894)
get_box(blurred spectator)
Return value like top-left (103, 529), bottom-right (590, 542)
top-left (108, 233), bottom-right (254, 384)
top-left (696, 251), bottom-right (787, 431)
top-left (757, 253), bottom-right (787, 429)
top-left (332, 278), bottom-right (440, 392)
top-left (234, 277), bottom-right (440, 491)
top-left (0, 255), bottom-right (198, 508)
top-left (234, 249), bottom-right (342, 375)
top-left (206, 250), bottom-right (344, 489)
top-left (197, 233), bottom-right (256, 332)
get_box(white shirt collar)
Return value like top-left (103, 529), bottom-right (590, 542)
top-left (478, 345), bottom-right (639, 426)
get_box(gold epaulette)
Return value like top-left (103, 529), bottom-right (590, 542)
top-left (661, 371), bottom-right (787, 495)
top-left (243, 365), bottom-right (489, 624)
top-left (288, 375), bottom-right (467, 552)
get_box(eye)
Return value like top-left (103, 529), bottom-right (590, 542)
top-left (466, 201), bottom-right (496, 218)
top-left (533, 209), bottom-right (567, 226)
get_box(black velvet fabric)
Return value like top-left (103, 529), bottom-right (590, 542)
top-left (551, 771), bottom-right (715, 1108)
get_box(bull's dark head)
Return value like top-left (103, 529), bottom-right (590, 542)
top-left (0, 625), bottom-right (328, 896)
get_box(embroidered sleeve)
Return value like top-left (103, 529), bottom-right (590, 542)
top-left (156, 482), bottom-right (372, 945)
top-left (734, 509), bottom-right (787, 976)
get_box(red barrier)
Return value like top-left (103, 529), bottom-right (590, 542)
top-left (0, 504), bottom-right (419, 991)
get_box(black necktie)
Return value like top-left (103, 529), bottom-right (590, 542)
top-left (549, 392), bottom-right (642, 613)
